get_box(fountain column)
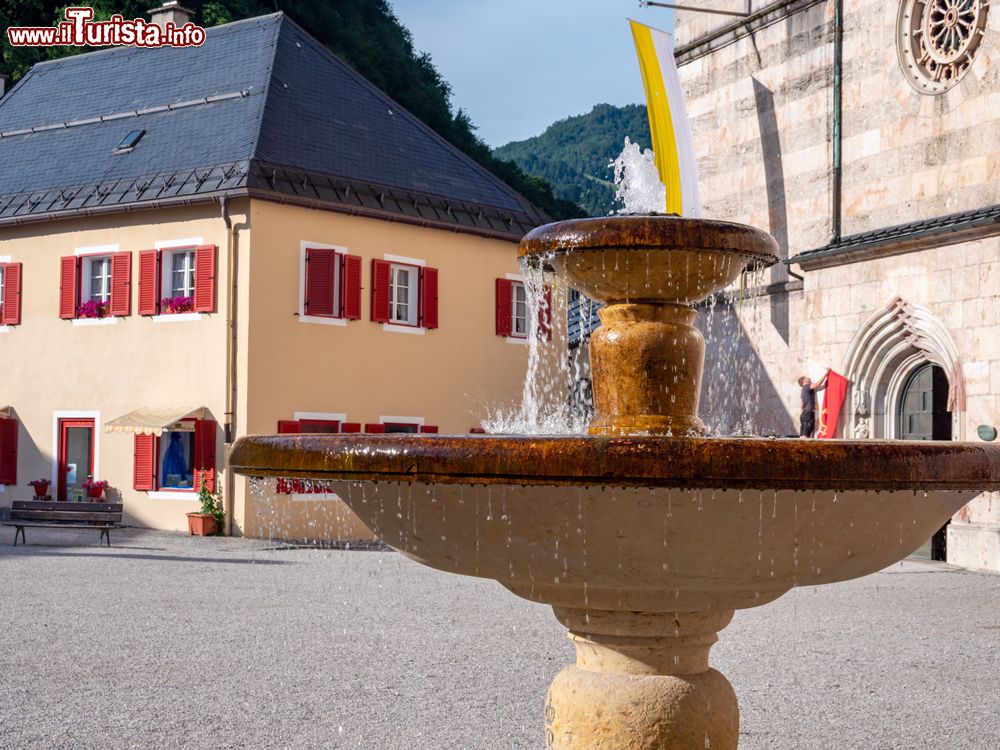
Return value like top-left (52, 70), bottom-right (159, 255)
top-left (546, 608), bottom-right (738, 750)
top-left (589, 303), bottom-right (707, 436)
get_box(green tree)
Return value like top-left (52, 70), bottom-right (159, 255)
top-left (494, 103), bottom-right (653, 217)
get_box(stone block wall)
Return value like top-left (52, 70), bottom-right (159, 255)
top-left (676, 0), bottom-right (1000, 570)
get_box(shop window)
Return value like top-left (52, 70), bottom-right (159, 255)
top-left (159, 424), bottom-right (194, 490)
top-left (134, 419), bottom-right (216, 492)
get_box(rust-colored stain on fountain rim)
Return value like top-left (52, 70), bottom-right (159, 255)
top-left (229, 434), bottom-right (1000, 492)
top-left (518, 216), bottom-right (780, 269)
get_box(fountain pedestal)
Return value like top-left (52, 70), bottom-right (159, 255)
top-left (546, 608), bottom-right (737, 750)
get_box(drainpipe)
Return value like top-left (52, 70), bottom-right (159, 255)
top-left (220, 195), bottom-right (238, 536)
top-left (831, 0), bottom-right (843, 245)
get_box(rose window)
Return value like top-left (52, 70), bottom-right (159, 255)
top-left (897, 0), bottom-right (991, 94)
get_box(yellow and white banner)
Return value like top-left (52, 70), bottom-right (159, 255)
top-left (629, 20), bottom-right (701, 217)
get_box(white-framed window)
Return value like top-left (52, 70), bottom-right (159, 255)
top-left (512, 282), bottom-right (528, 337)
top-left (162, 248), bottom-right (196, 299)
top-left (158, 421), bottom-right (195, 491)
top-left (81, 255), bottom-right (112, 303)
top-left (390, 263), bottom-right (419, 326)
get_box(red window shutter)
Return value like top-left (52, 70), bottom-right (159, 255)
top-left (305, 248), bottom-right (336, 316)
top-left (133, 433), bottom-right (157, 491)
top-left (342, 254), bottom-right (362, 320)
top-left (371, 259), bottom-right (391, 323)
top-left (364, 423), bottom-right (386, 433)
top-left (0, 418), bottom-right (18, 485)
top-left (59, 256), bottom-right (79, 319)
top-left (340, 422), bottom-right (361, 433)
top-left (1, 263), bottom-right (22, 326)
top-left (193, 419), bottom-right (217, 492)
top-left (277, 420), bottom-right (301, 434)
top-left (495, 278), bottom-right (514, 337)
top-left (110, 251), bottom-right (131, 317)
top-left (193, 244), bottom-right (217, 313)
top-left (419, 425), bottom-right (439, 434)
top-left (538, 284), bottom-right (553, 341)
top-left (138, 250), bottom-right (159, 315)
top-left (420, 266), bottom-right (439, 329)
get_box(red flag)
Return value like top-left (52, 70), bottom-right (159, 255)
top-left (817, 370), bottom-right (849, 439)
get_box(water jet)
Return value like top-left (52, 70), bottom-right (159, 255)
top-left (231, 215), bottom-right (1000, 749)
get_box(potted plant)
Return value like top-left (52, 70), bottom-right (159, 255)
top-left (27, 478), bottom-right (51, 498)
top-left (161, 295), bottom-right (194, 314)
top-left (186, 479), bottom-right (224, 536)
top-left (77, 299), bottom-right (110, 319)
top-left (82, 479), bottom-right (109, 500)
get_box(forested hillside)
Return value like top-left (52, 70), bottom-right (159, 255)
top-left (0, 0), bottom-right (582, 219)
top-left (494, 104), bottom-right (652, 217)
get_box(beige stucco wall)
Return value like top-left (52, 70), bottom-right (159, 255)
top-left (0, 202), bottom-right (245, 532)
top-left (237, 200), bottom-right (532, 539)
top-left (0, 197), bottom-right (541, 542)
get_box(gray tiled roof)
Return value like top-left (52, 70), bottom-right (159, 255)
top-left (790, 204), bottom-right (1000, 268)
top-left (0, 13), bottom-right (544, 238)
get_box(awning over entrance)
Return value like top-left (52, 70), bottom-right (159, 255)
top-left (105, 407), bottom-right (207, 435)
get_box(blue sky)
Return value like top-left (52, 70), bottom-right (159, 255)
top-left (388, 1), bottom-right (674, 148)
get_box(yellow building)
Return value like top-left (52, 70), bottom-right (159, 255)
top-left (0, 11), bottom-right (546, 540)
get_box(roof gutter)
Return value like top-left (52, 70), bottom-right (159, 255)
top-left (0, 191), bottom-right (237, 229)
top-left (0, 187), bottom-right (533, 242)
top-left (243, 186), bottom-right (531, 242)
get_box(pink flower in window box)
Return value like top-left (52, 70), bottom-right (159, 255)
top-left (76, 300), bottom-right (109, 319)
top-left (160, 296), bottom-right (194, 314)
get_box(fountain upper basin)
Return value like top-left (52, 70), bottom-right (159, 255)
top-left (519, 215), bottom-right (777, 304)
top-left (230, 434), bottom-right (1000, 612)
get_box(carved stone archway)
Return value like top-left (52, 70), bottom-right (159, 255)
top-left (841, 297), bottom-right (966, 440)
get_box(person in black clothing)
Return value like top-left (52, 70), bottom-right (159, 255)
top-left (797, 372), bottom-right (828, 437)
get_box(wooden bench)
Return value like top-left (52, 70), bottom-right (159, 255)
top-left (2, 500), bottom-right (123, 547)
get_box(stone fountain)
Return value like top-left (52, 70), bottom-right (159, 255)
top-left (230, 216), bottom-right (1000, 749)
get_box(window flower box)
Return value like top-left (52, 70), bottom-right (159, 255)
top-left (76, 300), bottom-right (110, 319)
top-left (160, 295), bottom-right (194, 314)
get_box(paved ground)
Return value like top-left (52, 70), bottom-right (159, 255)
top-left (1, 527), bottom-right (998, 750)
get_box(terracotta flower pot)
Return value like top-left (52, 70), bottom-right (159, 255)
top-left (33, 484), bottom-right (49, 498)
top-left (186, 512), bottom-right (219, 536)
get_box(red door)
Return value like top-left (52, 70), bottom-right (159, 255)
top-left (58, 418), bottom-right (95, 502)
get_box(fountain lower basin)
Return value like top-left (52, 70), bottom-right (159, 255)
top-left (231, 434), bottom-right (997, 613)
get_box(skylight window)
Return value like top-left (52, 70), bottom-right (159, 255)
top-left (115, 130), bottom-right (145, 152)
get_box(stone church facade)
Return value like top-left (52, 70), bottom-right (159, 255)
top-left (674, 0), bottom-right (1000, 570)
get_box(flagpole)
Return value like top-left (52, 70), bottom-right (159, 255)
top-left (640, 1), bottom-right (750, 18)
